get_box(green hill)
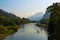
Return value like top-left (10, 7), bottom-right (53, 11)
top-left (48, 3), bottom-right (60, 40)
top-left (0, 9), bottom-right (30, 40)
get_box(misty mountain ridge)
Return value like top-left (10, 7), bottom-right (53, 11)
top-left (28, 12), bottom-right (44, 21)
top-left (41, 10), bottom-right (50, 20)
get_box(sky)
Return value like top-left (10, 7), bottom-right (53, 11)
top-left (0, 0), bottom-right (60, 18)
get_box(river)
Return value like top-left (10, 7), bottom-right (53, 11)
top-left (4, 23), bottom-right (48, 40)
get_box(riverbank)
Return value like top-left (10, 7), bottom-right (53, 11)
top-left (0, 25), bottom-right (20, 40)
top-left (36, 23), bottom-right (48, 31)
top-left (4, 23), bottom-right (47, 40)
top-left (0, 9), bottom-right (32, 40)
top-left (0, 23), bottom-right (31, 40)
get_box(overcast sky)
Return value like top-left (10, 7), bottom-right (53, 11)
top-left (0, 0), bottom-right (60, 18)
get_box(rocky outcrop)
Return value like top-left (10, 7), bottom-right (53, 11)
top-left (40, 8), bottom-right (50, 24)
top-left (41, 10), bottom-right (50, 20)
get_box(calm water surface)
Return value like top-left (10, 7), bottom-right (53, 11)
top-left (4, 23), bottom-right (48, 40)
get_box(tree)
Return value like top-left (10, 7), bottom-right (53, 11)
top-left (48, 3), bottom-right (60, 40)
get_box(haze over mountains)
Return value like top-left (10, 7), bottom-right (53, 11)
top-left (28, 12), bottom-right (44, 21)
top-left (41, 10), bottom-right (50, 20)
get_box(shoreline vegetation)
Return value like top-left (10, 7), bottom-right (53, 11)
top-left (0, 9), bottom-right (31, 40)
top-left (36, 3), bottom-right (60, 40)
top-left (0, 25), bottom-right (20, 40)
top-left (36, 23), bottom-right (48, 31)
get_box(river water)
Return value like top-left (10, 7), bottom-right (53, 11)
top-left (4, 23), bottom-right (48, 40)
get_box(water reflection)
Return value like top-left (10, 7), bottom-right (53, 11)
top-left (4, 23), bottom-right (47, 40)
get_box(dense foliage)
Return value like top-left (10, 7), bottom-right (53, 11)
top-left (48, 3), bottom-right (60, 40)
top-left (0, 9), bottom-right (31, 40)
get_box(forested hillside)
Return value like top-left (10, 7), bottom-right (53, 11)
top-left (0, 9), bottom-right (30, 40)
top-left (36, 3), bottom-right (60, 38)
top-left (48, 3), bottom-right (60, 40)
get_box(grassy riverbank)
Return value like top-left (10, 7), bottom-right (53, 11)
top-left (0, 9), bottom-right (31, 40)
top-left (36, 23), bottom-right (48, 31)
top-left (0, 25), bottom-right (19, 40)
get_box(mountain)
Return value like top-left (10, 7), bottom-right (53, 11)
top-left (41, 10), bottom-right (50, 20)
top-left (39, 9), bottom-right (51, 24)
top-left (28, 12), bottom-right (44, 21)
